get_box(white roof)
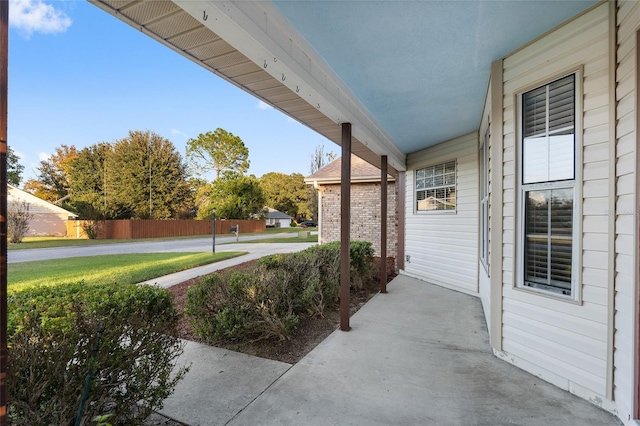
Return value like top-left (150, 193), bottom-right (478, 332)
top-left (265, 207), bottom-right (292, 220)
top-left (8, 185), bottom-right (78, 217)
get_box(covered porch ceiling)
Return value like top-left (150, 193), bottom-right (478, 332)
top-left (89, 0), bottom-right (599, 174)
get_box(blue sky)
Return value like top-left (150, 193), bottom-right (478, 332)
top-left (8, 0), bottom-right (335, 184)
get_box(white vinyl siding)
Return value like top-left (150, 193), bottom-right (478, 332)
top-left (614, 0), bottom-right (639, 421)
top-left (405, 132), bottom-right (478, 295)
top-left (501, 3), bottom-right (610, 399)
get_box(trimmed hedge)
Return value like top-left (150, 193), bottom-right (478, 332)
top-left (186, 241), bottom-right (375, 342)
top-left (8, 282), bottom-right (187, 425)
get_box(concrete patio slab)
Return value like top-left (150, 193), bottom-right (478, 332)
top-left (158, 341), bottom-right (291, 426)
top-left (227, 275), bottom-right (621, 426)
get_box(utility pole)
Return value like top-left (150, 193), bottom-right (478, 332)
top-left (148, 140), bottom-right (152, 218)
top-left (212, 208), bottom-right (216, 254)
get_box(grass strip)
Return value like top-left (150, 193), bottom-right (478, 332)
top-left (8, 235), bottom-right (224, 250)
top-left (8, 251), bottom-right (246, 292)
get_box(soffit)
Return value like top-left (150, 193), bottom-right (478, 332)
top-left (271, 0), bottom-right (599, 154)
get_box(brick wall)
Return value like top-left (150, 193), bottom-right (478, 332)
top-left (319, 181), bottom-right (398, 258)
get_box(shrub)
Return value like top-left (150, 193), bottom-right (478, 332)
top-left (82, 220), bottom-right (103, 239)
top-left (347, 240), bottom-right (376, 290)
top-left (74, 201), bottom-right (105, 239)
top-left (7, 200), bottom-right (33, 243)
top-left (7, 282), bottom-right (188, 426)
top-left (303, 240), bottom-right (374, 290)
top-left (186, 241), bottom-right (375, 343)
top-left (186, 268), bottom-right (299, 342)
top-left (259, 248), bottom-right (340, 317)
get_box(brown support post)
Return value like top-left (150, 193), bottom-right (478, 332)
top-left (396, 172), bottom-right (406, 271)
top-left (340, 123), bottom-right (351, 332)
top-left (380, 155), bottom-right (388, 293)
top-left (0, 1), bottom-right (8, 423)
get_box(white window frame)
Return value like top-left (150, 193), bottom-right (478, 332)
top-left (479, 128), bottom-right (489, 272)
top-left (515, 70), bottom-right (582, 302)
top-left (415, 160), bottom-right (457, 213)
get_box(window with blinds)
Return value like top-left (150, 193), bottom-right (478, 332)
top-left (520, 74), bottom-right (576, 297)
top-left (415, 160), bottom-right (456, 212)
top-left (524, 189), bottom-right (573, 294)
top-left (523, 74), bottom-right (575, 184)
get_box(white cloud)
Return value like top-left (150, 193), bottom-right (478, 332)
top-left (257, 100), bottom-right (273, 111)
top-left (171, 129), bottom-right (188, 139)
top-left (9, 0), bottom-right (72, 37)
top-left (38, 151), bottom-right (49, 162)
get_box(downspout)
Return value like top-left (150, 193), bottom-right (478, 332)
top-left (607, 0), bottom-right (617, 403)
top-left (396, 172), bottom-right (405, 271)
top-left (380, 156), bottom-right (388, 293)
top-left (313, 180), bottom-right (322, 243)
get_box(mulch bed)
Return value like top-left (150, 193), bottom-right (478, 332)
top-left (166, 256), bottom-right (396, 364)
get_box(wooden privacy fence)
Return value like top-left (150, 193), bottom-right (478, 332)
top-left (67, 219), bottom-right (266, 240)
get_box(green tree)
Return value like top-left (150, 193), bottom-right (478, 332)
top-left (186, 128), bottom-right (250, 179)
top-left (23, 144), bottom-right (77, 202)
top-left (68, 143), bottom-right (112, 220)
top-left (209, 172), bottom-right (266, 220)
top-left (260, 172), bottom-right (310, 219)
top-left (107, 130), bottom-right (193, 219)
top-left (191, 178), bottom-right (214, 220)
top-left (7, 146), bottom-right (24, 186)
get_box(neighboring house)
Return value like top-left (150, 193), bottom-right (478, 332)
top-left (8, 185), bottom-right (78, 237)
top-left (264, 207), bottom-right (292, 228)
top-left (72, 2), bottom-right (640, 424)
top-left (305, 155), bottom-right (397, 259)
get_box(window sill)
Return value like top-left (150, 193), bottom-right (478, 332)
top-left (512, 284), bottom-right (582, 305)
top-left (414, 210), bottom-right (457, 215)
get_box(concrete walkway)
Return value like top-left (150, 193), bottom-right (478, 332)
top-left (138, 242), bottom-right (315, 288)
top-left (158, 275), bottom-right (622, 426)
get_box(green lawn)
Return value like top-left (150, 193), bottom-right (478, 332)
top-left (8, 251), bottom-right (246, 292)
top-left (8, 235), bottom-right (219, 250)
top-left (262, 227), bottom-right (310, 234)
